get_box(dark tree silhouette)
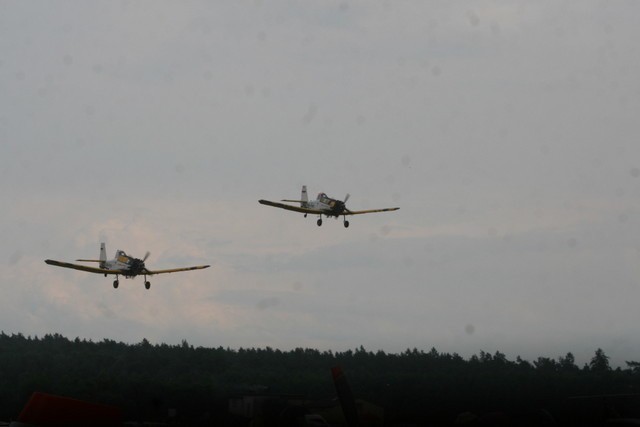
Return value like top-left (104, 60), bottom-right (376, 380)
top-left (589, 348), bottom-right (611, 372)
top-left (1, 332), bottom-right (639, 425)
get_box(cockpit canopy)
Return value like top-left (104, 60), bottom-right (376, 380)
top-left (116, 250), bottom-right (130, 263)
top-left (317, 193), bottom-right (330, 204)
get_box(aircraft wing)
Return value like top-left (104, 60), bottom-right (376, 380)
top-left (258, 199), bottom-right (324, 215)
top-left (344, 207), bottom-right (400, 215)
top-left (44, 259), bottom-right (121, 275)
top-left (144, 265), bottom-right (210, 275)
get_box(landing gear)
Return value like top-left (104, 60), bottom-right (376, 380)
top-left (113, 279), bottom-right (119, 289)
top-left (145, 281), bottom-right (151, 290)
top-left (344, 220), bottom-right (350, 228)
top-left (317, 218), bottom-right (323, 226)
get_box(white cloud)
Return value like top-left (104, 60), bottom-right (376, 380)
top-left (2, 0), bottom-right (640, 367)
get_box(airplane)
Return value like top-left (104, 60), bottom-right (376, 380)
top-left (45, 243), bottom-right (210, 290)
top-left (259, 185), bottom-right (399, 227)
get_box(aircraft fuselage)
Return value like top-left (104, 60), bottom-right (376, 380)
top-left (306, 193), bottom-right (347, 217)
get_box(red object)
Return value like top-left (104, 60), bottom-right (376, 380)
top-left (331, 366), bottom-right (360, 427)
top-left (17, 392), bottom-right (122, 426)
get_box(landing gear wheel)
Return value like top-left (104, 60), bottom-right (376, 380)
top-left (344, 220), bottom-right (350, 228)
top-left (113, 280), bottom-right (119, 289)
top-left (317, 218), bottom-right (323, 226)
top-left (145, 281), bottom-right (151, 290)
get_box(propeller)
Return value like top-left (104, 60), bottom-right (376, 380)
top-left (342, 194), bottom-right (353, 214)
top-left (129, 251), bottom-right (150, 275)
top-left (331, 194), bottom-right (352, 215)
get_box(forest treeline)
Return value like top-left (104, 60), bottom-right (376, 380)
top-left (1, 332), bottom-right (640, 424)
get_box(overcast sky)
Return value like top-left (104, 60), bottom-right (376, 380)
top-left (2, 1), bottom-right (640, 367)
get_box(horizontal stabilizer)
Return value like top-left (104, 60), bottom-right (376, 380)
top-left (76, 259), bottom-right (102, 262)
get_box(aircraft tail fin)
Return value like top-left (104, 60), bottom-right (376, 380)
top-left (99, 242), bottom-right (106, 268)
top-left (76, 243), bottom-right (108, 268)
top-left (331, 366), bottom-right (360, 427)
top-left (281, 185), bottom-right (309, 207)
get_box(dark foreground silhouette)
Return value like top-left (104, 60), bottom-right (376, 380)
top-left (1, 332), bottom-right (639, 426)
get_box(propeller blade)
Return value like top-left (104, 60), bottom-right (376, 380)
top-left (142, 251), bottom-right (150, 262)
top-left (344, 193), bottom-right (350, 203)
